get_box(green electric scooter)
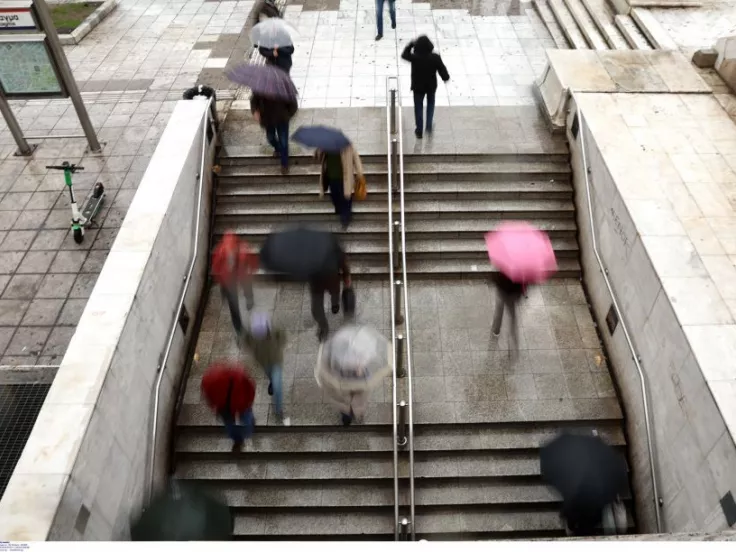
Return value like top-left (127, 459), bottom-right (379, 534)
top-left (46, 162), bottom-right (105, 244)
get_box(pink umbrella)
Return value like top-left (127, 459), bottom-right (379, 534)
top-left (485, 222), bottom-right (558, 283)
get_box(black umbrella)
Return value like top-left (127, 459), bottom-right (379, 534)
top-left (131, 481), bottom-right (232, 541)
top-left (540, 433), bottom-right (628, 514)
top-left (259, 228), bottom-right (342, 281)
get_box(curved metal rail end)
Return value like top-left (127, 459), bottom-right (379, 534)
top-left (572, 94), bottom-right (662, 533)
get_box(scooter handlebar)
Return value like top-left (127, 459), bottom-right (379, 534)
top-left (45, 164), bottom-right (84, 172)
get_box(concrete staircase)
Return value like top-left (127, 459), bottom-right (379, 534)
top-left (213, 147), bottom-right (580, 280)
top-left (175, 399), bottom-right (633, 539)
top-left (533, 0), bottom-right (675, 50)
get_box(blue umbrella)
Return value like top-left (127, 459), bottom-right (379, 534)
top-left (292, 125), bottom-right (351, 153)
top-left (226, 63), bottom-right (298, 101)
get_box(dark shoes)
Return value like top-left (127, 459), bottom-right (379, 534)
top-left (341, 413), bottom-right (353, 426)
top-left (331, 304), bottom-right (340, 314)
top-left (415, 129), bottom-right (423, 139)
top-left (317, 326), bottom-right (329, 342)
top-left (231, 441), bottom-right (244, 453)
top-left (268, 382), bottom-right (273, 396)
top-left (391, 21), bottom-right (396, 29)
top-left (375, 34), bottom-right (382, 41)
top-left (280, 166), bottom-right (289, 175)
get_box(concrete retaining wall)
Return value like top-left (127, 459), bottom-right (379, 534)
top-left (567, 97), bottom-right (736, 534)
top-left (0, 98), bottom-right (216, 540)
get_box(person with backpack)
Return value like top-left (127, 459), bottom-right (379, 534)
top-left (211, 232), bottom-right (259, 334)
top-left (240, 312), bottom-right (290, 425)
top-left (201, 362), bottom-right (256, 452)
top-left (401, 35), bottom-right (450, 139)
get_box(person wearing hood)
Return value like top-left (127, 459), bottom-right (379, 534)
top-left (258, 45), bottom-right (295, 75)
top-left (401, 36), bottom-right (450, 139)
top-left (375, 0), bottom-right (396, 41)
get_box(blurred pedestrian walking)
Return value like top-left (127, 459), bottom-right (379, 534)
top-left (310, 247), bottom-right (351, 341)
top-left (540, 433), bottom-right (629, 536)
top-left (241, 311), bottom-right (290, 425)
top-left (401, 35), bottom-right (450, 139)
top-left (375, 0), bottom-right (396, 41)
top-left (315, 324), bottom-right (392, 426)
top-left (201, 362), bottom-right (256, 452)
top-left (252, 18), bottom-right (297, 74)
top-left (252, 0), bottom-right (281, 24)
top-left (251, 93), bottom-right (298, 173)
top-left (211, 232), bottom-right (259, 334)
top-left (258, 45), bottom-right (295, 74)
top-left (485, 222), bottom-right (557, 353)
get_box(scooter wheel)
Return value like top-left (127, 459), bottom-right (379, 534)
top-left (73, 227), bottom-right (84, 244)
top-left (93, 182), bottom-right (104, 199)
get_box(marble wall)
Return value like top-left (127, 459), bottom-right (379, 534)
top-left (568, 94), bottom-right (736, 534)
top-left (0, 99), bottom-right (216, 540)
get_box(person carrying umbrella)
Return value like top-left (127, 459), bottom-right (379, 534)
top-left (315, 324), bottom-right (392, 426)
top-left (401, 35), bottom-right (450, 139)
top-left (252, 18), bottom-right (297, 74)
top-left (201, 362), bottom-right (256, 452)
top-left (211, 232), bottom-right (259, 334)
top-left (240, 311), bottom-right (290, 425)
top-left (251, 93), bottom-right (298, 174)
top-left (540, 433), bottom-right (629, 536)
top-left (252, 0), bottom-right (281, 24)
top-left (310, 245), bottom-right (352, 342)
top-left (485, 222), bottom-right (557, 353)
top-left (292, 126), bottom-right (365, 229)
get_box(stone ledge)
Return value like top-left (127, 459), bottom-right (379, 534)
top-left (57, 0), bottom-right (118, 46)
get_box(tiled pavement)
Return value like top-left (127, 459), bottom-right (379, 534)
top-left (187, 279), bottom-right (616, 424)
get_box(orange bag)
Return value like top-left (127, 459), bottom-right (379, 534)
top-left (354, 175), bottom-right (367, 201)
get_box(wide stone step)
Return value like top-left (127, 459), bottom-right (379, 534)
top-left (216, 198), bottom-right (575, 218)
top-left (580, 0), bottom-right (630, 49)
top-left (178, 398), bottom-right (622, 429)
top-left (218, 152), bottom-right (569, 167)
top-left (214, 218), bottom-right (580, 238)
top-left (548, 0), bottom-right (590, 49)
top-left (218, 160), bottom-right (572, 181)
top-left (614, 14), bottom-right (653, 50)
top-left (175, 425), bottom-right (625, 455)
top-left (563, 0), bottom-right (609, 49)
top-left (531, 2), bottom-right (570, 49)
top-left (216, 179), bottom-right (573, 200)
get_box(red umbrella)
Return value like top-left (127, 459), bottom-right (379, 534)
top-left (485, 221), bottom-right (557, 283)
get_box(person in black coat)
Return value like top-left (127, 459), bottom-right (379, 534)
top-left (401, 36), bottom-right (450, 139)
top-left (250, 93), bottom-right (298, 174)
top-left (258, 45), bottom-right (295, 75)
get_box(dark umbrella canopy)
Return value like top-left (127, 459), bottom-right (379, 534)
top-left (292, 125), bottom-right (351, 153)
top-left (540, 433), bottom-right (628, 514)
top-left (131, 482), bottom-right (232, 541)
top-left (226, 63), bottom-right (298, 101)
top-left (259, 228), bottom-right (342, 281)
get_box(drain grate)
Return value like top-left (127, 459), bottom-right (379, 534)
top-left (0, 383), bottom-right (52, 500)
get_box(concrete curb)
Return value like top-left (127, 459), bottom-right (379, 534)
top-left (57, 0), bottom-right (119, 46)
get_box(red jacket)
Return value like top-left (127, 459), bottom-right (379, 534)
top-left (211, 233), bottom-right (259, 287)
top-left (201, 363), bottom-right (256, 416)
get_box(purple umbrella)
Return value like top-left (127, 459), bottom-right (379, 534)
top-left (226, 63), bottom-right (298, 102)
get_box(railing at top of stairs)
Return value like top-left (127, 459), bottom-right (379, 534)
top-left (386, 75), bottom-right (416, 541)
top-left (572, 95), bottom-right (662, 533)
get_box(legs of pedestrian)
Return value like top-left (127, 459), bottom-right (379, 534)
top-left (267, 364), bottom-right (284, 419)
top-left (277, 121), bottom-right (289, 171)
top-left (265, 124), bottom-right (280, 157)
top-left (388, 0), bottom-right (396, 29)
top-left (425, 90), bottom-right (436, 134)
top-left (222, 410), bottom-right (252, 451)
top-left (341, 411), bottom-right (353, 426)
top-left (329, 282), bottom-right (340, 314)
top-left (310, 287), bottom-right (329, 340)
top-left (413, 90), bottom-right (425, 138)
top-left (222, 285), bottom-right (243, 334)
top-left (375, 0), bottom-right (385, 39)
top-left (328, 179), bottom-right (351, 228)
top-left (491, 289), bottom-right (505, 337)
top-left (242, 278), bottom-right (254, 311)
top-left (240, 407), bottom-right (255, 439)
top-left (507, 297), bottom-right (519, 355)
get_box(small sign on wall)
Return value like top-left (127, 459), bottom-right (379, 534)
top-left (606, 304), bottom-right (619, 335)
top-left (0, 1), bottom-right (38, 32)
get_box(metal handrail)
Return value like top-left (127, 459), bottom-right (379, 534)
top-left (146, 96), bottom-right (214, 503)
top-left (573, 98), bottom-right (662, 532)
top-left (394, 77), bottom-right (416, 540)
top-left (385, 76), bottom-right (402, 540)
